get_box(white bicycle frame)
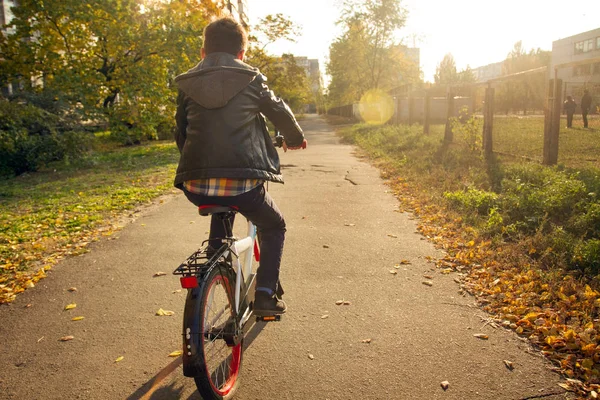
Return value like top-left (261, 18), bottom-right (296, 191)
top-left (224, 218), bottom-right (258, 326)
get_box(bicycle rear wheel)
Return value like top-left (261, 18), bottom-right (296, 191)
top-left (194, 267), bottom-right (243, 400)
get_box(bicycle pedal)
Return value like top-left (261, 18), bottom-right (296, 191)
top-left (256, 315), bottom-right (282, 322)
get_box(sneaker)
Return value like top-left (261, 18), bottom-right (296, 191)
top-left (253, 291), bottom-right (287, 316)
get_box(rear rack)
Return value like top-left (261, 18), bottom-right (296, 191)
top-left (173, 241), bottom-right (229, 276)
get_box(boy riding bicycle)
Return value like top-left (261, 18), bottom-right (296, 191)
top-left (173, 17), bottom-right (306, 316)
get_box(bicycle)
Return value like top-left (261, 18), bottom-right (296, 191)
top-left (172, 135), bottom-right (286, 399)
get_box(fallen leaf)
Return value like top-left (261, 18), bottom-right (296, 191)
top-left (335, 300), bottom-right (344, 305)
top-left (441, 381), bottom-right (449, 390)
top-left (344, 223), bottom-right (355, 227)
top-left (387, 234), bottom-right (398, 238)
top-left (71, 316), bottom-right (85, 321)
top-left (115, 356), bottom-right (124, 363)
top-left (342, 301), bottom-right (351, 305)
top-left (389, 270), bottom-right (398, 275)
top-left (323, 245), bottom-right (330, 249)
top-left (156, 308), bottom-right (175, 316)
top-left (321, 314), bottom-right (329, 319)
top-left (172, 289), bottom-right (182, 294)
top-left (68, 287), bottom-right (77, 292)
top-left (423, 274), bottom-right (433, 279)
top-left (473, 334), bottom-right (489, 340)
top-left (153, 272), bottom-right (167, 277)
top-left (168, 350), bottom-right (182, 357)
top-left (308, 354), bottom-right (314, 360)
top-left (400, 260), bottom-right (411, 265)
top-left (422, 281), bottom-right (433, 287)
top-left (24, 303), bottom-right (32, 308)
top-left (59, 335), bottom-right (74, 341)
top-left (64, 303), bottom-right (77, 311)
top-left (503, 360), bottom-right (514, 370)
top-left (393, 264), bottom-right (401, 269)
top-left (361, 338), bottom-right (372, 343)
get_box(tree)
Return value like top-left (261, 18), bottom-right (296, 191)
top-left (434, 53), bottom-right (458, 85)
top-left (245, 14), bottom-right (313, 113)
top-left (0, 0), bottom-right (221, 143)
top-left (495, 41), bottom-right (550, 114)
top-left (326, 0), bottom-right (418, 106)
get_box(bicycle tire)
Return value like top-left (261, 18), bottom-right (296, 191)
top-left (193, 266), bottom-right (243, 400)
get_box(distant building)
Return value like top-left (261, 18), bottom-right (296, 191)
top-left (1, 0), bottom-right (18, 96)
top-left (223, 0), bottom-right (249, 28)
top-left (551, 27), bottom-right (600, 83)
top-left (472, 61), bottom-right (503, 83)
top-left (293, 56), bottom-right (322, 112)
top-left (0, 0), bottom-right (17, 29)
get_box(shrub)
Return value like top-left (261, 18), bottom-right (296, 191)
top-left (444, 187), bottom-right (498, 215)
top-left (0, 100), bottom-right (91, 177)
top-left (573, 239), bottom-right (600, 276)
top-left (451, 106), bottom-right (482, 154)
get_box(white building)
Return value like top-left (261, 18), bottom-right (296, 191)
top-left (551, 27), bottom-right (600, 83)
top-left (472, 61), bottom-right (503, 83)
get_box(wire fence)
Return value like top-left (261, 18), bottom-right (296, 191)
top-left (327, 62), bottom-right (600, 169)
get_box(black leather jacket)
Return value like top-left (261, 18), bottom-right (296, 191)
top-left (173, 52), bottom-right (305, 188)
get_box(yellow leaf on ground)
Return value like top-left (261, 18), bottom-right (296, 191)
top-left (115, 356), bottom-right (124, 363)
top-left (71, 316), bottom-right (84, 321)
top-left (59, 335), bottom-right (74, 341)
top-left (64, 303), bottom-right (77, 310)
top-left (473, 333), bottom-right (489, 340)
top-left (168, 350), bottom-right (182, 357)
top-left (156, 308), bottom-right (175, 316)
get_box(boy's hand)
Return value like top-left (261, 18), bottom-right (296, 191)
top-left (283, 139), bottom-right (307, 152)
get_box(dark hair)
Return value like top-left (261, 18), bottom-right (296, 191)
top-left (203, 17), bottom-right (248, 56)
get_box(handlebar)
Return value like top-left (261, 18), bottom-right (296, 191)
top-left (273, 133), bottom-right (284, 148)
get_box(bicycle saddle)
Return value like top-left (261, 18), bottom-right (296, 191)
top-left (198, 205), bottom-right (239, 216)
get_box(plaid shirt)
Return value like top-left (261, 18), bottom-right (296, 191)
top-left (183, 178), bottom-right (263, 197)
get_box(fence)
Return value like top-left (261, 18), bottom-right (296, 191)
top-left (328, 58), bottom-right (600, 168)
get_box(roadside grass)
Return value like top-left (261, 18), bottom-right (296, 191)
top-left (338, 120), bottom-right (600, 393)
top-left (0, 141), bottom-right (179, 303)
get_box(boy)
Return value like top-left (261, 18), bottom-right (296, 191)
top-left (173, 17), bottom-right (307, 316)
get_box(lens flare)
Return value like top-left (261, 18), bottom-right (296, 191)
top-left (358, 89), bottom-right (395, 125)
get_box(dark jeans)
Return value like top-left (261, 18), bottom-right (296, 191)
top-left (567, 112), bottom-right (574, 128)
top-left (182, 184), bottom-right (285, 294)
top-left (583, 111), bottom-right (589, 128)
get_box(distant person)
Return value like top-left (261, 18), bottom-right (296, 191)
top-left (581, 89), bottom-right (592, 128)
top-left (564, 96), bottom-right (577, 128)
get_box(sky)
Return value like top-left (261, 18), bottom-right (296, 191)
top-left (246, 0), bottom-right (600, 83)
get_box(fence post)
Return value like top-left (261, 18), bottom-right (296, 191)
top-left (543, 79), bottom-right (562, 165)
top-left (483, 86), bottom-right (494, 159)
top-left (423, 90), bottom-right (431, 134)
top-left (444, 87), bottom-right (454, 143)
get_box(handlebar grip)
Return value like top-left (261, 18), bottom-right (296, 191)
top-left (273, 134), bottom-right (284, 148)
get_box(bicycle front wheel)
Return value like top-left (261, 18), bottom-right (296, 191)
top-left (194, 267), bottom-right (243, 400)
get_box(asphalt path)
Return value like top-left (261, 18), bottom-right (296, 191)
top-left (0, 115), bottom-right (569, 400)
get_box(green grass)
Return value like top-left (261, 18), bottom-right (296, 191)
top-left (0, 141), bottom-right (179, 302)
top-left (490, 115), bottom-right (600, 168)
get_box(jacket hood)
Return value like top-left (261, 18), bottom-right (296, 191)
top-left (175, 52), bottom-right (260, 109)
